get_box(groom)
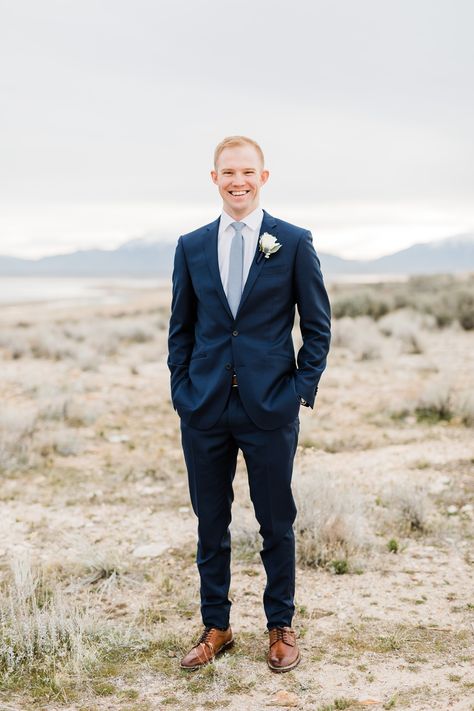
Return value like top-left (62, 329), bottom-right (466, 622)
top-left (167, 136), bottom-right (331, 672)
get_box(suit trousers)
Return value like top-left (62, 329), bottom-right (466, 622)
top-left (180, 387), bottom-right (299, 630)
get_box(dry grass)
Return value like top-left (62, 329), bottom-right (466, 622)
top-left (0, 281), bottom-right (473, 709)
top-left (0, 406), bottom-right (37, 472)
top-left (0, 556), bottom-right (96, 690)
top-left (330, 273), bottom-right (474, 330)
top-left (0, 556), bottom-right (162, 704)
top-left (328, 619), bottom-right (471, 661)
top-left (392, 381), bottom-right (474, 428)
top-left (331, 317), bottom-right (385, 360)
top-left (295, 474), bottom-right (371, 571)
top-left (377, 309), bottom-right (428, 353)
top-left (377, 482), bottom-right (432, 536)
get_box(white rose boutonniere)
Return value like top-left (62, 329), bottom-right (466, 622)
top-left (257, 233), bottom-right (282, 262)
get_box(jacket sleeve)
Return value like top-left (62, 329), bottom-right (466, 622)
top-left (293, 230), bottom-right (331, 407)
top-left (167, 237), bottom-right (196, 402)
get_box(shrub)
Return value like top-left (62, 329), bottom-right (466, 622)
top-left (331, 317), bottom-right (384, 360)
top-left (378, 309), bottom-right (427, 353)
top-left (327, 275), bottom-right (474, 331)
top-left (414, 382), bottom-right (455, 424)
top-left (0, 406), bottom-right (37, 472)
top-left (294, 474), bottom-right (370, 570)
top-left (331, 290), bottom-right (393, 320)
top-left (382, 483), bottom-right (431, 535)
top-left (0, 556), bottom-right (156, 701)
top-left (0, 556), bottom-right (95, 682)
top-left (459, 393), bottom-right (474, 427)
top-left (387, 538), bottom-right (399, 553)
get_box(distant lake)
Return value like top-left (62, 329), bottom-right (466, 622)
top-left (0, 277), bottom-right (166, 306)
top-left (0, 273), bottom-right (409, 307)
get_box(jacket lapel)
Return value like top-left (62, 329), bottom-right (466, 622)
top-left (204, 216), bottom-right (234, 320)
top-left (204, 210), bottom-right (278, 321)
top-left (237, 210), bottom-right (277, 317)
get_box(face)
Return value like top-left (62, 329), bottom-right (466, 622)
top-left (211, 144), bottom-right (269, 219)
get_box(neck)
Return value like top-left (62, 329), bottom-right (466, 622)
top-left (224, 204), bottom-right (260, 221)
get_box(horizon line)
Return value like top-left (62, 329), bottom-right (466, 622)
top-left (1, 230), bottom-right (473, 264)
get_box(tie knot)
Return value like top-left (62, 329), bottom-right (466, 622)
top-left (231, 221), bottom-right (245, 233)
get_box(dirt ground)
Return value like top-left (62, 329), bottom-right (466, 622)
top-left (0, 283), bottom-right (473, 711)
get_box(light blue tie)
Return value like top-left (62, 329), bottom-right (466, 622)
top-left (227, 221), bottom-right (245, 317)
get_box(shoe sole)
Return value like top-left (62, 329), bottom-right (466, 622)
top-left (267, 651), bottom-right (301, 673)
top-left (180, 637), bottom-right (235, 671)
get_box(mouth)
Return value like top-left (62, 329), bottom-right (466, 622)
top-left (228, 190), bottom-right (250, 197)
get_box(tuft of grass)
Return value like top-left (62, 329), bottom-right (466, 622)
top-left (459, 393), bottom-right (474, 427)
top-left (332, 559), bottom-right (349, 575)
top-left (415, 382), bottom-right (454, 424)
top-left (80, 545), bottom-right (126, 590)
top-left (295, 474), bottom-right (370, 571)
top-left (0, 555), bottom-right (161, 703)
top-left (378, 309), bottom-right (427, 353)
top-left (50, 429), bottom-right (85, 457)
top-left (230, 521), bottom-right (261, 562)
top-left (0, 406), bottom-right (37, 472)
top-left (381, 483), bottom-right (431, 535)
top-left (63, 399), bottom-right (102, 427)
top-left (387, 538), bottom-right (399, 553)
top-left (318, 699), bottom-right (357, 711)
top-left (0, 556), bottom-right (97, 699)
top-left (332, 317), bottom-right (384, 360)
top-left (329, 620), bottom-right (470, 660)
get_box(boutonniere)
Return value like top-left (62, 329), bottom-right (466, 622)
top-left (257, 233), bottom-right (282, 263)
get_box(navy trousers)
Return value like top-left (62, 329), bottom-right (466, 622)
top-left (180, 387), bottom-right (299, 630)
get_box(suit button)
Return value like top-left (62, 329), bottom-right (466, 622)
top-left (225, 363), bottom-right (232, 370)
top-left (232, 330), bottom-right (239, 337)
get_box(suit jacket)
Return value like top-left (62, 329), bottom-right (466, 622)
top-left (167, 209), bottom-right (331, 430)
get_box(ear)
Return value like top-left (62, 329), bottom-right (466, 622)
top-left (210, 170), bottom-right (218, 185)
top-left (260, 169), bottom-right (269, 186)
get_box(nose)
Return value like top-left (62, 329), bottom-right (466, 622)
top-left (232, 173), bottom-right (246, 186)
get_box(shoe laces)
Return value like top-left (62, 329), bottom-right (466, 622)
top-left (269, 626), bottom-right (294, 646)
top-left (197, 627), bottom-right (213, 646)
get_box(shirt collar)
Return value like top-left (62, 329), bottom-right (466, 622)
top-left (220, 206), bottom-right (263, 232)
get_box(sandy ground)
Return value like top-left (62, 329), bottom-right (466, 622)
top-left (0, 286), bottom-right (473, 711)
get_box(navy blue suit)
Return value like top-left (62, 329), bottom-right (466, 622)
top-left (168, 210), bottom-right (331, 629)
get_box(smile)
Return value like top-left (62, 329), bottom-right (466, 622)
top-left (229, 190), bottom-right (250, 196)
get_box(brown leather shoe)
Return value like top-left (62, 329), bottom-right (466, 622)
top-left (267, 626), bottom-right (301, 672)
top-left (180, 626), bottom-right (234, 670)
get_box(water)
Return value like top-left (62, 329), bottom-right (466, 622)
top-left (0, 277), bottom-right (164, 306)
top-left (0, 273), bottom-right (409, 307)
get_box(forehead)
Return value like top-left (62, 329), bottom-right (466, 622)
top-left (216, 144), bottom-right (263, 171)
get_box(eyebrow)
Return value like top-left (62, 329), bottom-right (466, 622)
top-left (221, 167), bottom-right (257, 172)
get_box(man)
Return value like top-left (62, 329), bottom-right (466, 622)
top-left (167, 136), bottom-right (331, 672)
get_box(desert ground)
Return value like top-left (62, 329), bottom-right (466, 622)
top-left (0, 275), bottom-right (473, 711)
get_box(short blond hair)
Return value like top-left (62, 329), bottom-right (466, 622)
top-left (214, 135), bottom-right (265, 170)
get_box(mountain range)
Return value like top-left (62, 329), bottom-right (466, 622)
top-left (0, 233), bottom-right (473, 277)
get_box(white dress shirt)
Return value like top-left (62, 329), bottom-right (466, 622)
top-left (218, 207), bottom-right (264, 297)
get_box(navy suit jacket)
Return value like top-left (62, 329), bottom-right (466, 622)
top-left (167, 210), bottom-right (331, 431)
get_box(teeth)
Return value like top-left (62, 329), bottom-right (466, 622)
top-left (231, 191), bottom-right (247, 196)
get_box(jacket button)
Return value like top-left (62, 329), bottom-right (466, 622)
top-left (232, 330), bottom-right (239, 336)
top-left (225, 363), bottom-right (232, 370)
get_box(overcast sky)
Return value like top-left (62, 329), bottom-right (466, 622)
top-left (1, 0), bottom-right (473, 259)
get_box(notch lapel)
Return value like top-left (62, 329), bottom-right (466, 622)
top-left (204, 217), bottom-right (234, 320)
top-left (203, 210), bottom-right (278, 321)
top-left (236, 210), bottom-right (277, 317)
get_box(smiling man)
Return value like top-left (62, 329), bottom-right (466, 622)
top-left (168, 136), bottom-right (331, 672)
